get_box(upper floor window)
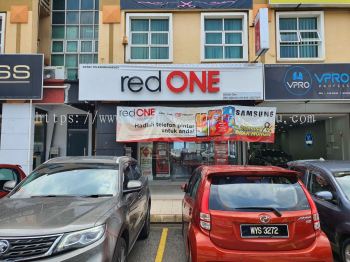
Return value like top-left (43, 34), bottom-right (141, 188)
top-left (126, 13), bottom-right (173, 62)
top-left (51, 0), bottom-right (99, 80)
top-left (201, 13), bottom-right (248, 62)
top-left (277, 12), bottom-right (324, 60)
top-left (0, 14), bottom-right (6, 53)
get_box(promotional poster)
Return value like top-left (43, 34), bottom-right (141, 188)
top-left (116, 106), bottom-right (276, 143)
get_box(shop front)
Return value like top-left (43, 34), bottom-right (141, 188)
top-left (255, 64), bottom-right (350, 166)
top-left (0, 55), bottom-right (93, 174)
top-left (79, 63), bottom-right (273, 181)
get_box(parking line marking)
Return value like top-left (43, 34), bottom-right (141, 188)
top-left (155, 228), bottom-right (169, 262)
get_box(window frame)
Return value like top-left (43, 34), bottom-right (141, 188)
top-left (126, 13), bottom-right (173, 63)
top-left (276, 11), bottom-right (325, 61)
top-left (308, 169), bottom-right (338, 205)
top-left (51, 0), bottom-right (99, 80)
top-left (0, 13), bottom-right (6, 54)
top-left (200, 12), bottom-right (248, 62)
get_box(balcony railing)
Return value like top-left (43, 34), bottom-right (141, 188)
top-left (39, 0), bottom-right (51, 17)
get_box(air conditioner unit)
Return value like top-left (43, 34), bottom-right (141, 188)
top-left (44, 66), bottom-right (65, 80)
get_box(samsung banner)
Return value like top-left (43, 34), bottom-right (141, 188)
top-left (121, 0), bottom-right (253, 10)
top-left (79, 64), bottom-right (263, 101)
top-left (116, 106), bottom-right (276, 143)
top-left (0, 54), bottom-right (43, 100)
top-left (265, 64), bottom-right (350, 100)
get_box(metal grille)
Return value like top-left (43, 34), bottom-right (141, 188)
top-left (0, 235), bottom-right (61, 261)
top-left (40, 0), bottom-right (51, 17)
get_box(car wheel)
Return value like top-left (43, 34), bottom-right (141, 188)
top-left (113, 238), bottom-right (127, 262)
top-left (342, 238), bottom-right (350, 262)
top-left (139, 207), bottom-right (150, 240)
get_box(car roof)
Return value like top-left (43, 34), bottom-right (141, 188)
top-left (202, 165), bottom-right (299, 177)
top-left (290, 160), bottom-right (350, 174)
top-left (43, 156), bottom-right (128, 166)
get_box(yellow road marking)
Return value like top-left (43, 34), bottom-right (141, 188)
top-left (155, 228), bottom-right (169, 262)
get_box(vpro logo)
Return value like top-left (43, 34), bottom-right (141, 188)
top-left (284, 66), bottom-right (312, 96)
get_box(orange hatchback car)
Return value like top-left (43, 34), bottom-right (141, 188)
top-left (182, 165), bottom-right (333, 262)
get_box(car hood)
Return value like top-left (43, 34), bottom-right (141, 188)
top-left (0, 197), bottom-right (116, 237)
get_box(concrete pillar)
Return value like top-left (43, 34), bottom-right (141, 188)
top-left (0, 103), bottom-right (35, 174)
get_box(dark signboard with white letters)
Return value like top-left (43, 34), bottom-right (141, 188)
top-left (121, 0), bottom-right (252, 10)
top-left (265, 64), bottom-right (350, 100)
top-left (0, 54), bottom-right (43, 99)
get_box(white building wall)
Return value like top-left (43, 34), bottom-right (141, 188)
top-left (0, 103), bottom-right (35, 174)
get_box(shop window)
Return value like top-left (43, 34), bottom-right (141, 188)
top-left (51, 0), bottom-right (99, 80)
top-left (126, 13), bottom-right (173, 62)
top-left (201, 13), bottom-right (248, 61)
top-left (140, 141), bottom-right (239, 181)
top-left (0, 13), bottom-right (5, 53)
top-left (276, 12), bottom-right (324, 60)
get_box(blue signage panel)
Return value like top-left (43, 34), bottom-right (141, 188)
top-left (121, 0), bottom-right (252, 10)
top-left (265, 64), bottom-right (350, 100)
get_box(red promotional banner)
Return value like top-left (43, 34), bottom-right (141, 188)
top-left (117, 106), bottom-right (276, 143)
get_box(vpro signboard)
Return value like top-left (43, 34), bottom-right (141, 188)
top-left (265, 64), bottom-right (350, 101)
top-left (0, 54), bottom-right (44, 100)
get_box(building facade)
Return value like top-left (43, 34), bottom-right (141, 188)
top-left (1, 0), bottom-right (350, 178)
top-left (0, 0), bottom-right (93, 174)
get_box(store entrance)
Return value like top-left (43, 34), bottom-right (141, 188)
top-left (139, 141), bottom-right (240, 181)
top-left (248, 114), bottom-right (350, 167)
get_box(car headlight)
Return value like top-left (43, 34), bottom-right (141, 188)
top-left (55, 225), bottom-right (105, 253)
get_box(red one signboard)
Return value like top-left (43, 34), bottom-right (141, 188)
top-left (79, 64), bottom-right (264, 101)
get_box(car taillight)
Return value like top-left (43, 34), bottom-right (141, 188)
top-left (199, 212), bottom-right (211, 231)
top-left (312, 212), bottom-right (321, 231)
top-left (199, 179), bottom-right (211, 232)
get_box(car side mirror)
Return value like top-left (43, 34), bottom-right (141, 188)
top-left (3, 180), bottom-right (16, 192)
top-left (181, 183), bottom-right (188, 193)
top-left (124, 180), bottom-right (142, 194)
top-left (315, 191), bottom-right (334, 201)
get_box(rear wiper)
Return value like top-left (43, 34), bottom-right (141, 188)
top-left (80, 194), bottom-right (114, 198)
top-left (236, 207), bottom-right (282, 217)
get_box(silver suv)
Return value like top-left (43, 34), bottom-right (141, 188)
top-left (0, 156), bottom-right (151, 262)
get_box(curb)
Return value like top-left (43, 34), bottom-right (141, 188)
top-left (151, 214), bottom-right (182, 223)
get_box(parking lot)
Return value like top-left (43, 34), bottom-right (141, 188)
top-left (128, 224), bottom-right (340, 262)
top-left (128, 224), bottom-right (186, 262)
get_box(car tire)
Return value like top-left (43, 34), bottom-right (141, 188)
top-left (342, 238), bottom-right (350, 262)
top-left (113, 238), bottom-right (127, 262)
top-left (139, 206), bottom-right (150, 240)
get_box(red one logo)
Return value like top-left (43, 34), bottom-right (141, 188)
top-left (166, 70), bottom-right (220, 93)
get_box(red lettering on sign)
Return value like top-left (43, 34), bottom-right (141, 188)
top-left (167, 71), bottom-right (220, 93)
top-left (136, 108), bottom-right (155, 117)
top-left (208, 71), bottom-right (220, 93)
top-left (189, 71), bottom-right (207, 93)
top-left (166, 71), bottom-right (188, 93)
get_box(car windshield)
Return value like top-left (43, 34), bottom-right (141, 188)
top-left (209, 175), bottom-right (310, 212)
top-left (9, 165), bottom-right (119, 198)
top-left (334, 171), bottom-right (350, 200)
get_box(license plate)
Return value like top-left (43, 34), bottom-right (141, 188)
top-left (240, 224), bottom-right (289, 238)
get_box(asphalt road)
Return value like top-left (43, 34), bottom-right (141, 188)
top-left (128, 224), bottom-right (340, 262)
top-left (128, 224), bottom-right (186, 262)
